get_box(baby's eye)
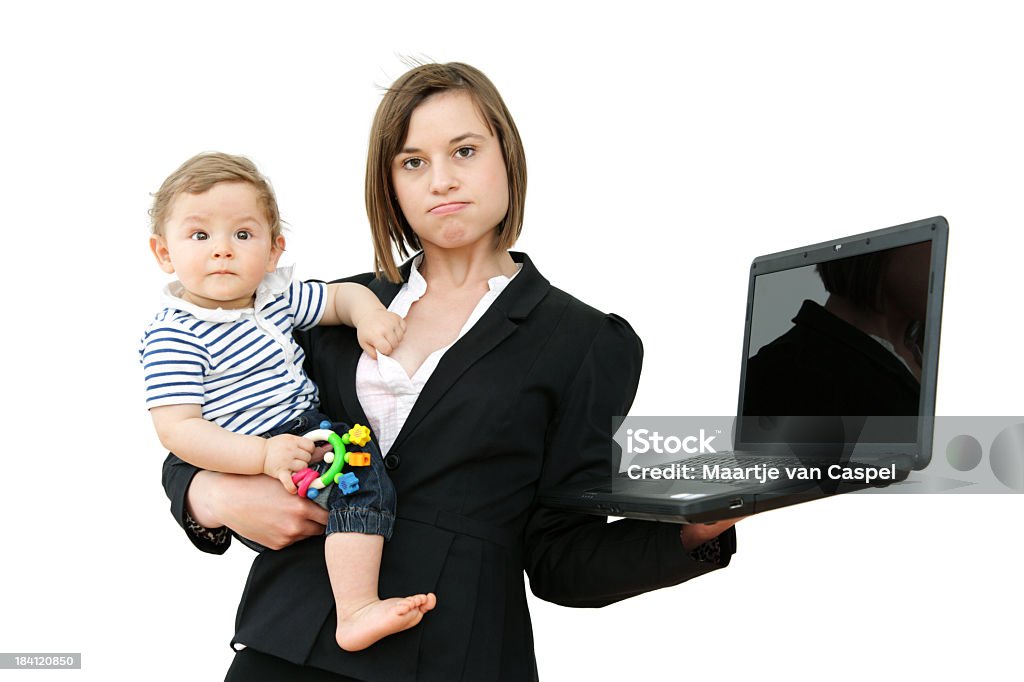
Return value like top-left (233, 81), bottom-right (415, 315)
top-left (454, 146), bottom-right (475, 159)
top-left (190, 231), bottom-right (209, 241)
top-left (401, 158), bottom-right (424, 171)
top-left (235, 230), bottom-right (252, 240)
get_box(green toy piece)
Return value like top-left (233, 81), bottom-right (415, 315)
top-left (319, 432), bottom-right (349, 488)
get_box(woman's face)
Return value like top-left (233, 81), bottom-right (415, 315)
top-left (392, 91), bottom-right (510, 253)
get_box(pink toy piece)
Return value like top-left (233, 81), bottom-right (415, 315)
top-left (292, 468), bottom-right (319, 498)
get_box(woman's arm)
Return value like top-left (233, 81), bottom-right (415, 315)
top-left (162, 454), bottom-right (329, 553)
top-left (523, 314), bottom-right (737, 607)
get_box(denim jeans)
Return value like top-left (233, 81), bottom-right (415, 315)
top-left (264, 410), bottom-right (397, 542)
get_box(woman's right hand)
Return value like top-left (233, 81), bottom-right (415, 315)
top-left (186, 469), bottom-right (329, 550)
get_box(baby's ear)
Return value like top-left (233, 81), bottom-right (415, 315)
top-left (150, 235), bottom-right (175, 274)
top-left (267, 234), bottom-right (286, 272)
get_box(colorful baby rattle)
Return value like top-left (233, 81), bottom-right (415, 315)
top-left (291, 421), bottom-right (373, 500)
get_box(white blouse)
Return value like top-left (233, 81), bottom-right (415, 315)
top-left (355, 256), bottom-right (520, 455)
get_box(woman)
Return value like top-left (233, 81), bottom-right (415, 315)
top-left (163, 62), bottom-right (739, 681)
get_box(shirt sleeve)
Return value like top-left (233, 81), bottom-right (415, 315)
top-left (523, 313), bottom-right (735, 608)
top-left (288, 280), bottom-right (329, 331)
top-left (140, 317), bottom-right (210, 408)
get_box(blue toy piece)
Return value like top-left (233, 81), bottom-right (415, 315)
top-left (319, 420), bottom-right (332, 430)
top-left (307, 488), bottom-right (320, 500)
top-left (336, 471), bottom-right (360, 495)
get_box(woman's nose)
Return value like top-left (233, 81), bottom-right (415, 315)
top-left (429, 161), bottom-right (459, 193)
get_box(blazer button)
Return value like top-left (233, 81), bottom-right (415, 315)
top-left (384, 454), bottom-right (401, 471)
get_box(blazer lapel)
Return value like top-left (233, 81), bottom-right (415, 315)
top-left (389, 252), bottom-right (550, 454)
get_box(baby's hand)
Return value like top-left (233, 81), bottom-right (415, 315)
top-left (263, 434), bottom-right (315, 493)
top-left (356, 309), bottom-right (406, 359)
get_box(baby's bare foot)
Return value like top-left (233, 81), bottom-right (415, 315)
top-left (417, 593), bottom-right (437, 614)
top-left (336, 593), bottom-right (437, 652)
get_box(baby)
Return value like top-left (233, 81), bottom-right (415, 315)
top-left (140, 152), bottom-right (436, 651)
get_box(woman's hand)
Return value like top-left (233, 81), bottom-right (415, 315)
top-left (680, 517), bottom-right (742, 552)
top-left (187, 470), bottom-right (329, 550)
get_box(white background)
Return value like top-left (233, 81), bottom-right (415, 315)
top-left (2, 1), bottom-right (1022, 680)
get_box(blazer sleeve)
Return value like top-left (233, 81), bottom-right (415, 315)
top-left (161, 452), bottom-right (232, 554)
top-left (523, 314), bottom-right (735, 607)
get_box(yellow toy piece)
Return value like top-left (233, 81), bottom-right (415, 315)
top-left (347, 424), bottom-right (372, 447)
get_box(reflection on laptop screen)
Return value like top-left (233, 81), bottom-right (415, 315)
top-left (740, 241), bottom-right (931, 445)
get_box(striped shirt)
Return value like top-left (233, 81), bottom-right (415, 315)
top-left (140, 267), bottom-right (328, 436)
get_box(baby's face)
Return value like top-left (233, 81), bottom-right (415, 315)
top-left (150, 181), bottom-right (283, 309)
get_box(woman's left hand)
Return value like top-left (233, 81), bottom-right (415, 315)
top-left (680, 517), bottom-right (743, 551)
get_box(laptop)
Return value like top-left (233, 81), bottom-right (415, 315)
top-left (539, 216), bottom-right (948, 523)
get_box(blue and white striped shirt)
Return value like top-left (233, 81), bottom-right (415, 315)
top-left (140, 268), bottom-right (328, 436)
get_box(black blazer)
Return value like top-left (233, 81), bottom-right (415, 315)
top-left (162, 252), bottom-right (736, 681)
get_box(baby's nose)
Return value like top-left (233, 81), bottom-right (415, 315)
top-left (211, 241), bottom-right (234, 258)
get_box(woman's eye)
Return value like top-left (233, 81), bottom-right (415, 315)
top-left (190, 231), bottom-right (209, 241)
top-left (455, 146), bottom-right (475, 159)
top-left (235, 230), bottom-right (252, 240)
top-left (402, 158), bottom-right (424, 170)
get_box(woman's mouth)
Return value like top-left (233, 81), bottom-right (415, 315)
top-left (430, 202), bottom-right (468, 215)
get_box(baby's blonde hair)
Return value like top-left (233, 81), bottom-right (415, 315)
top-left (150, 152), bottom-right (282, 238)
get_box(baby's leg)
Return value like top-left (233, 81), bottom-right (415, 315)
top-left (326, 532), bottom-right (437, 652)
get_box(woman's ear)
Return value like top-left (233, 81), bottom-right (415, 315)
top-left (150, 235), bottom-right (175, 274)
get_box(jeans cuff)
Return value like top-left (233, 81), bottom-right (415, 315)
top-left (327, 508), bottom-right (394, 541)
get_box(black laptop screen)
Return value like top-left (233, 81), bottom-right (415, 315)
top-left (739, 240), bottom-right (932, 445)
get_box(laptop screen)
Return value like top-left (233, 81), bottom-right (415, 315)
top-left (738, 239), bottom-right (934, 447)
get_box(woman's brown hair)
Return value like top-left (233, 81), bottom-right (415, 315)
top-left (365, 62), bottom-right (527, 282)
